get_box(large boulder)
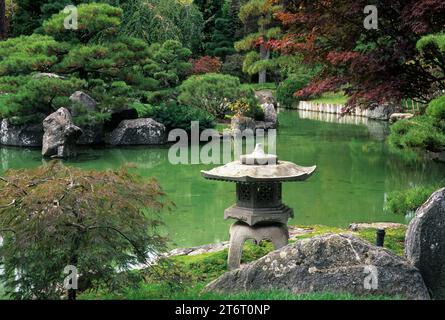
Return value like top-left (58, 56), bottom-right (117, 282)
top-left (69, 91), bottom-right (97, 116)
top-left (42, 108), bottom-right (82, 158)
top-left (206, 234), bottom-right (430, 300)
top-left (0, 119), bottom-right (43, 147)
top-left (107, 118), bottom-right (166, 145)
top-left (405, 188), bottom-right (445, 299)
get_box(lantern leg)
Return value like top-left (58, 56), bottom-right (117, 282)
top-left (227, 221), bottom-right (289, 271)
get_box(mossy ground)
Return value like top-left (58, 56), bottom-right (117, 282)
top-left (79, 224), bottom-right (407, 300)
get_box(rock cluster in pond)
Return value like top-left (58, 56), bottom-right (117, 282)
top-left (205, 233), bottom-right (430, 300)
top-left (107, 118), bottom-right (166, 145)
top-left (0, 119), bottom-right (44, 147)
top-left (229, 90), bottom-right (278, 135)
top-left (42, 107), bottom-right (82, 158)
top-left (405, 188), bottom-right (445, 299)
top-left (255, 90), bottom-right (278, 128)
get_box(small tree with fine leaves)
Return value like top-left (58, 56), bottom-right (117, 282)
top-left (0, 162), bottom-right (170, 300)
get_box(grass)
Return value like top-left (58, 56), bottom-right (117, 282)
top-left (78, 224), bottom-right (407, 300)
top-left (309, 92), bottom-right (349, 105)
top-left (80, 283), bottom-right (399, 300)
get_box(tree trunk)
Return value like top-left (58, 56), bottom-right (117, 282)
top-left (258, 43), bottom-right (270, 84)
top-left (0, 0), bottom-right (6, 40)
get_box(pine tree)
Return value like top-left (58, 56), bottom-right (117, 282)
top-left (205, 1), bottom-right (236, 58)
top-left (234, 0), bottom-right (281, 84)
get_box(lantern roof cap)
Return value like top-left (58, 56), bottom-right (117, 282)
top-left (201, 144), bottom-right (316, 182)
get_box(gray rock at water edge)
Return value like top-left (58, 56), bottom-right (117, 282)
top-left (107, 118), bottom-right (166, 145)
top-left (77, 123), bottom-right (104, 145)
top-left (389, 113), bottom-right (414, 124)
top-left (0, 119), bottom-right (43, 147)
top-left (206, 234), bottom-right (430, 300)
top-left (69, 91), bottom-right (98, 117)
top-left (254, 121), bottom-right (276, 130)
top-left (366, 103), bottom-right (400, 121)
top-left (231, 116), bottom-right (256, 133)
top-left (42, 107), bottom-right (82, 158)
top-left (255, 90), bottom-right (277, 107)
top-left (261, 103), bottom-right (278, 124)
top-left (405, 188), bottom-right (445, 299)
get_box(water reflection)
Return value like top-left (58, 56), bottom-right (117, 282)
top-left (1, 110), bottom-right (444, 247)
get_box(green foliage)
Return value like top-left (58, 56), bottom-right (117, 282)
top-left (133, 101), bottom-right (215, 132)
top-left (235, 0), bottom-right (282, 83)
top-left (12, 0), bottom-right (72, 36)
top-left (389, 115), bottom-right (445, 152)
top-left (426, 94), bottom-right (445, 121)
top-left (119, 0), bottom-right (204, 53)
top-left (390, 95), bottom-right (445, 155)
top-left (0, 76), bottom-right (85, 124)
top-left (221, 53), bottom-right (247, 81)
top-left (385, 184), bottom-right (444, 216)
top-left (309, 92), bottom-right (349, 105)
top-left (144, 40), bottom-right (192, 89)
top-left (276, 74), bottom-right (311, 107)
top-left (43, 3), bottom-right (123, 43)
top-left (417, 33), bottom-right (445, 52)
top-left (205, 0), bottom-right (237, 58)
top-left (1, 3), bottom-right (194, 124)
top-left (178, 73), bottom-right (242, 118)
top-left (0, 162), bottom-right (169, 300)
top-left (229, 98), bottom-right (264, 121)
top-left (0, 34), bottom-right (67, 76)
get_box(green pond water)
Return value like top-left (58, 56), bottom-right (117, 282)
top-left (1, 109), bottom-right (444, 248)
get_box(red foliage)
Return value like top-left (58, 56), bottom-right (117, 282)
top-left (189, 56), bottom-right (222, 75)
top-left (295, 76), bottom-right (347, 99)
top-left (272, 0), bottom-right (445, 106)
top-left (326, 51), bottom-right (362, 66)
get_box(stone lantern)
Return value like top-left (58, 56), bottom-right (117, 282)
top-left (202, 144), bottom-right (316, 270)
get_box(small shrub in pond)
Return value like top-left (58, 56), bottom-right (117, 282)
top-left (0, 162), bottom-right (170, 300)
